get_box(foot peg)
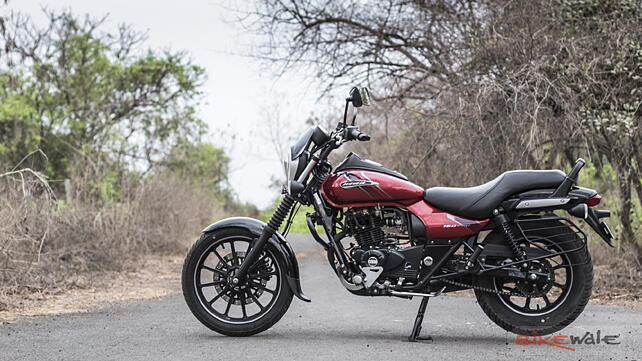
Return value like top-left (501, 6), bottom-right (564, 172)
top-left (408, 296), bottom-right (432, 342)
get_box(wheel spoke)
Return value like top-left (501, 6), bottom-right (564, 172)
top-left (209, 286), bottom-right (229, 305)
top-left (552, 281), bottom-right (567, 290)
top-left (524, 297), bottom-right (531, 310)
top-left (543, 294), bottom-right (551, 306)
top-left (240, 294), bottom-right (247, 318)
top-left (224, 294), bottom-right (235, 316)
top-left (212, 250), bottom-right (231, 269)
top-left (199, 280), bottom-right (224, 288)
top-left (201, 265), bottom-right (225, 275)
top-left (247, 289), bottom-right (264, 310)
top-left (552, 264), bottom-right (570, 270)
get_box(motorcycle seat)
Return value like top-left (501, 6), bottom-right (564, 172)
top-left (423, 170), bottom-right (566, 220)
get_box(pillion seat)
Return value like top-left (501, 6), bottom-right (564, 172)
top-left (423, 170), bottom-right (566, 220)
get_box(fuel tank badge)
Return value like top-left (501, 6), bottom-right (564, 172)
top-left (340, 180), bottom-right (379, 189)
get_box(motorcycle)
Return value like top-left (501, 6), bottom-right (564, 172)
top-left (182, 87), bottom-right (614, 341)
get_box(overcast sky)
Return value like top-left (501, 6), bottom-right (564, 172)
top-left (9, 0), bottom-right (343, 208)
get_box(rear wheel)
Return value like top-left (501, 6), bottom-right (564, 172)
top-left (474, 219), bottom-right (593, 335)
top-left (182, 228), bottom-right (293, 336)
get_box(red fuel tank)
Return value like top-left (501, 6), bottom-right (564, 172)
top-left (321, 169), bottom-right (424, 207)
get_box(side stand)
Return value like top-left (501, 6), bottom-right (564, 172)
top-left (408, 296), bottom-right (433, 342)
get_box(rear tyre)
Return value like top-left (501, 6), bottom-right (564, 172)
top-left (182, 228), bottom-right (293, 336)
top-left (474, 219), bottom-right (593, 335)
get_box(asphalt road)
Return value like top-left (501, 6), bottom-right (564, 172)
top-left (1, 234), bottom-right (640, 361)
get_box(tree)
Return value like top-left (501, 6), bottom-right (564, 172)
top-left (247, 0), bottom-right (490, 99)
top-left (0, 9), bottom-right (206, 183)
top-left (160, 140), bottom-right (231, 197)
top-left (247, 0), bottom-right (642, 262)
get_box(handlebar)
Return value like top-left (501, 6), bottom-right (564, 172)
top-left (345, 126), bottom-right (370, 142)
top-left (314, 125), bottom-right (370, 165)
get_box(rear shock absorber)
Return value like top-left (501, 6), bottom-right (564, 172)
top-left (493, 211), bottom-right (525, 260)
top-left (234, 195), bottom-right (295, 283)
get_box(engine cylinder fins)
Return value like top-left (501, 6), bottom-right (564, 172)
top-left (346, 207), bottom-right (386, 248)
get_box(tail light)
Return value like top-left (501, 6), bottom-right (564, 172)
top-left (586, 194), bottom-right (602, 207)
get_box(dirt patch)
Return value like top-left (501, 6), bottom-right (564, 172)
top-left (590, 241), bottom-right (642, 308)
top-left (0, 254), bottom-right (184, 324)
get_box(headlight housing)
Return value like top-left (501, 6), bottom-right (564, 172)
top-left (284, 150), bottom-right (308, 194)
top-left (283, 125), bottom-right (329, 194)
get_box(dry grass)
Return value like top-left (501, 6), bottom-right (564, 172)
top-left (590, 241), bottom-right (642, 307)
top-left (0, 169), bottom-right (222, 312)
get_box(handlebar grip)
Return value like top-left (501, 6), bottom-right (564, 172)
top-left (357, 133), bottom-right (370, 141)
top-left (345, 127), bottom-right (370, 141)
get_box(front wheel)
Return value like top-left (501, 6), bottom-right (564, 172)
top-left (182, 227), bottom-right (293, 336)
top-left (474, 219), bottom-right (593, 335)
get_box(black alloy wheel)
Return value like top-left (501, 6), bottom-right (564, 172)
top-left (182, 228), bottom-right (293, 336)
top-left (474, 219), bottom-right (593, 336)
top-left (492, 238), bottom-right (573, 316)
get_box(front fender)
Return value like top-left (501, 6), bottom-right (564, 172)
top-left (202, 217), bottom-right (310, 302)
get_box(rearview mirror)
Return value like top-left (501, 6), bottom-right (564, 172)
top-left (349, 87), bottom-right (372, 108)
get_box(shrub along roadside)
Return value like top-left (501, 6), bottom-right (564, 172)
top-left (0, 169), bottom-right (222, 311)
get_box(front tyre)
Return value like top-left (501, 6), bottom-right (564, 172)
top-left (182, 228), bottom-right (293, 336)
top-left (474, 219), bottom-right (593, 335)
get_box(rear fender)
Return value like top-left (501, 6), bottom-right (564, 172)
top-left (202, 217), bottom-right (310, 302)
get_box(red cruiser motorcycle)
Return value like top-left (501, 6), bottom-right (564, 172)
top-left (182, 87), bottom-right (614, 341)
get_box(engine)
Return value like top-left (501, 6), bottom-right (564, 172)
top-left (346, 207), bottom-right (405, 249)
top-left (345, 207), bottom-right (423, 286)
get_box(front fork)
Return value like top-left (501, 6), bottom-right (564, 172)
top-left (233, 195), bottom-right (296, 283)
top-left (234, 190), bottom-right (348, 285)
